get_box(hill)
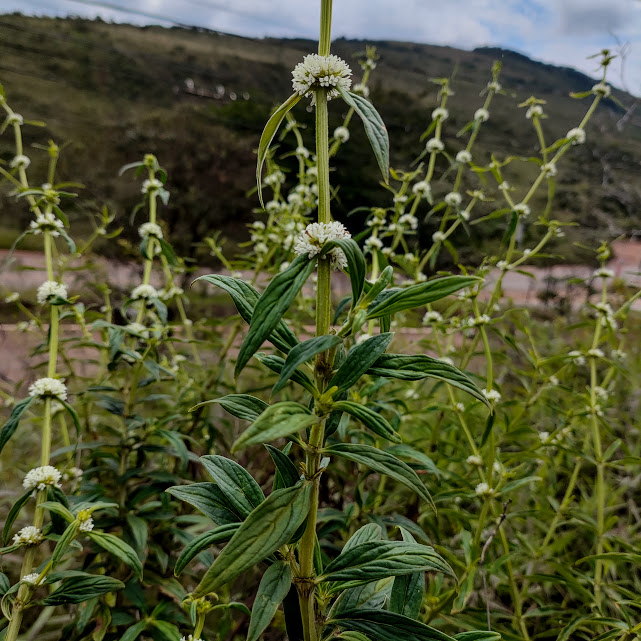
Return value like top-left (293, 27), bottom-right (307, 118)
top-left (0, 13), bottom-right (640, 265)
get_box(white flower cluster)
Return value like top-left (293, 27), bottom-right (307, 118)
top-left (432, 231), bottom-right (446, 243)
top-left (364, 236), bottom-right (383, 252)
top-left (291, 54), bottom-right (352, 104)
top-left (141, 178), bottom-right (162, 194)
top-left (130, 284), bottom-right (158, 300)
top-left (487, 81), bottom-right (502, 92)
top-left (264, 170), bottom-right (285, 187)
top-left (22, 573), bottom-right (43, 586)
top-left (352, 82), bottom-right (369, 97)
top-left (28, 377), bottom-right (68, 401)
top-left (444, 192), bottom-right (462, 208)
top-left (138, 222), bottom-right (163, 239)
top-left (456, 150), bottom-right (472, 164)
top-left (293, 221), bottom-right (350, 270)
top-left (513, 203), bottom-right (531, 217)
top-left (29, 212), bottom-right (64, 237)
top-left (432, 107), bottom-right (449, 121)
top-left (10, 154), bottom-right (30, 169)
top-left (566, 128), bottom-right (586, 145)
top-left (587, 348), bottom-right (605, 359)
top-left (13, 526), bottom-right (43, 546)
top-left (526, 105), bottom-right (543, 119)
top-left (475, 482), bottom-right (495, 498)
top-left (482, 388), bottom-right (501, 403)
top-left (79, 516), bottom-right (95, 533)
top-left (425, 138), bottom-right (444, 153)
top-left (467, 314), bottom-right (491, 327)
top-left (592, 82), bottom-right (611, 97)
top-left (7, 113), bottom-right (24, 125)
top-left (126, 322), bottom-right (150, 339)
top-left (467, 455), bottom-right (483, 466)
top-left (180, 636), bottom-right (203, 641)
top-left (5, 292), bottom-right (19, 303)
top-left (541, 162), bottom-right (557, 177)
top-left (37, 280), bottom-right (67, 305)
top-left (422, 310), bottom-right (443, 324)
top-left (568, 350), bottom-right (586, 366)
top-left (23, 465), bottom-right (62, 493)
top-left (412, 181), bottom-right (431, 198)
top-left (593, 267), bottom-right (614, 279)
top-left (594, 301), bottom-right (617, 329)
top-left (399, 213), bottom-right (418, 230)
top-left (62, 467), bottom-right (83, 481)
top-left (333, 126), bottom-right (350, 142)
top-left (474, 108), bottom-right (490, 122)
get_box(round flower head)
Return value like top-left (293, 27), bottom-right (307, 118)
top-left (467, 454), bottom-right (483, 466)
top-left (295, 146), bottom-right (310, 158)
top-left (180, 636), bottom-right (203, 641)
top-left (264, 170), bottom-right (285, 186)
top-left (23, 465), bottom-right (62, 493)
top-left (412, 181), bottom-right (431, 197)
top-left (526, 105), bottom-right (543, 119)
top-left (138, 222), bottom-right (163, 239)
top-left (78, 516), bottom-right (95, 533)
top-left (7, 113), bottom-right (24, 125)
top-left (293, 221), bottom-right (351, 270)
top-left (487, 81), bottom-right (502, 92)
top-left (541, 162), bottom-right (557, 177)
top-left (13, 526), bottom-right (43, 546)
top-left (141, 178), bottom-right (162, 194)
top-left (431, 107), bottom-right (449, 121)
top-left (513, 203), bottom-right (531, 217)
top-left (456, 150), bottom-right (472, 164)
top-left (425, 138), bottom-right (444, 153)
top-left (592, 82), bottom-right (611, 97)
top-left (352, 83), bottom-right (369, 98)
top-left (29, 377), bottom-right (68, 401)
top-left (474, 108), bottom-right (490, 122)
top-left (10, 154), bottom-right (30, 169)
top-left (29, 212), bottom-right (64, 237)
top-left (566, 128), bottom-right (586, 145)
top-left (482, 388), bottom-right (501, 403)
top-left (444, 192), bottom-right (462, 208)
top-left (291, 54), bottom-right (352, 104)
top-left (422, 310), bottom-right (443, 324)
top-left (130, 284), bottom-right (158, 300)
top-left (475, 482), bottom-right (495, 498)
top-left (432, 231), bottom-right (446, 243)
top-left (593, 267), bottom-right (614, 279)
top-left (37, 280), bottom-right (67, 305)
top-left (333, 126), bottom-right (350, 142)
top-left (22, 573), bottom-right (42, 586)
top-left (5, 292), bottom-right (19, 303)
top-left (399, 213), bottom-right (418, 230)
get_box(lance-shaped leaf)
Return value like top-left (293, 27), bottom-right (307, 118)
top-left (232, 402), bottom-right (319, 453)
top-left (325, 443), bottom-right (434, 510)
top-left (193, 482), bottom-right (312, 597)
top-left (273, 335), bottom-right (343, 396)
top-left (332, 401), bottom-right (401, 443)
top-left (389, 528), bottom-right (424, 620)
top-left (236, 256), bottom-right (316, 376)
top-left (328, 609), bottom-right (455, 641)
top-left (265, 444), bottom-right (300, 490)
top-left (367, 354), bottom-right (489, 407)
top-left (201, 455), bottom-right (265, 517)
top-left (174, 523), bottom-right (240, 576)
top-left (195, 274), bottom-right (298, 354)
top-left (42, 575), bottom-right (125, 605)
top-left (366, 276), bottom-right (480, 319)
top-left (247, 561), bottom-right (292, 641)
top-left (454, 633), bottom-right (501, 641)
top-left (166, 483), bottom-right (240, 525)
top-left (321, 237), bottom-right (367, 303)
top-left (337, 87), bottom-right (389, 183)
top-left (191, 393), bottom-right (268, 421)
top-left (0, 397), bottom-right (35, 455)
top-left (257, 92), bottom-right (303, 206)
top-left (257, 354), bottom-right (317, 396)
top-left (328, 333), bottom-right (394, 396)
top-left (332, 578), bottom-right (393, 617)
top-left (87, 532), bottom-right (143, 581)
top-left (3, 491), bottom-right (32, 545)
top-left (342, 524), bottom-right (382, 554)
top-left (320, 541), bottom-right (453, 585)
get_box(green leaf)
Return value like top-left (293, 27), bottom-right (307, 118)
top-left (51, 521), bottom-right (80, 569)
top-left (42, 575), bottom-right (125, 605)
top-left (337, 87), bottom-right (389, 183)
top-left (273, 335), bottom-right (342, 396)
top-left (193, 482), bottom-right (312, 597)
top-left (174, 523), bottom-right (240, 576)
top-left (201, 455), bottom-right (265, 517)
top-left (322, 237), bottom-right (366, 302)
top-left (87, 532), bottom-right (143, 581)
top-left (195, 275), bottom-right (298, 354)
top-left (366, 276), bottom-right (480, 319)
top-left (247, 561), bottom-right (292, 641)
top-left (0, 397), bottom-right (35, 454)
top-left (325, 444), bottom-right (434, 510)
top-left (265, 443), bottom-right (300, 489)
top-left (332, 578), bottom-right (392, 617)
top-left (320, 541), bottom-right (453, 585)
top-left (166, 483), bottom-right (240, 524)
top-left (389, 529), bottom-right (424, 620)
top-left (257, 92), bottom-right (303, 206)
top-left (236, 255), bottom-right (316, 376)
top-left (328, 333), bottom-right (394, 395)
top-left (332, 401), bottom-right (401, 443)
top-left (117, 620), bottom-right (148, 641)
top-left (39, 500), bottom-right (75, 522)
top-left (367, 354), bottom-right (490, 406)
top-left (328, 609), bottom-right (455, 641)
top-left (192, 393), bottom-right (269, 420)
top-left (454, 633), bottom-right (501, 641)
top-left (386, 445), bottom-right (440, 477)
top-left (232, 402), bottom-right (319, 453)
top-left (342, 524), bottom-right (382, 554)
top-left (257, 354), bottom-right (317, 395)
top-left (3, 490), bottom-right (32, 545)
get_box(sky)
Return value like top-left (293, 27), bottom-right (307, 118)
top-left (3, 0), bottom-right (641, 94)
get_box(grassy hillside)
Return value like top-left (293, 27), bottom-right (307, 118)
top-left (1, 13), bottom-right (640, 264)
